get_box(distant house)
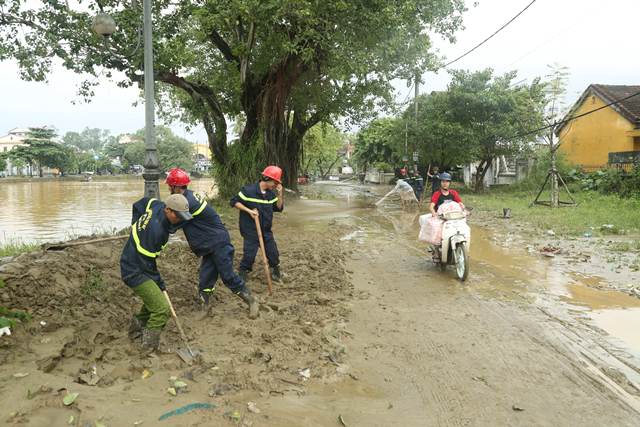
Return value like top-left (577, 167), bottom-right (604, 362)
top-left (0, 128), bottom-right (30, 176)
top-left (463, 156), bottom-right (533, 188)
top-left (194, 143), bottom-right (212, 173)
top-left (118, 134), bottom-right (142, 145)
top-left (557, 84), bottom-right (640, 172)
top-left (0, 126), bottom-right (60, 176)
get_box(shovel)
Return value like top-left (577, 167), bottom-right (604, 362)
top-left (254, 216), bottom-right (274, 296)
top-left (162, 290), bottom-right (200, 364)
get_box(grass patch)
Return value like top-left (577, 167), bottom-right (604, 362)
top-left (82, 267), bottom-right (105, 298)
top-left (609, 242), bottom-right (632, 252)
top-left (465, 189), bottom-right (640, 236)
top-left (0, 241), bottom-right (38, 257)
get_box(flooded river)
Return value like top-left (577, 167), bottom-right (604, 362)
top-left (0, 178), bottom-right (215, 245)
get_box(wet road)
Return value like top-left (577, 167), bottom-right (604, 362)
top-left (264, 182), bottom-right (640, 425)
top-left (0, 178), bottom-right (215, 244)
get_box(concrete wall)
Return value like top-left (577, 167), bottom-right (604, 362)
top-left (365, 170), bottom-right (395, 184)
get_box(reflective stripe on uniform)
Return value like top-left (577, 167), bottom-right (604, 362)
top-left (193, 199), bottom-right (208, 216)
top-left (238, 191), bottom-right (278, 204)
top-left (145, 198), bottom-right (157, 211)
top-left (131, 224), bottom-right (161, 258)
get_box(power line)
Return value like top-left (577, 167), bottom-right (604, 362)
top-left (400, 81), bottom-right (415, 105)
top-left (441, 0), bottom-right (538, 70)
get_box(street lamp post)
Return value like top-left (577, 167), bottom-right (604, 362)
top-left (92, 5), bottom-right (159, 198)
top-left (141, 0), bottom-right (160, 198)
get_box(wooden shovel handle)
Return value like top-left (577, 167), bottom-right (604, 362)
top-left (254, 216), bottom-right (273, 295)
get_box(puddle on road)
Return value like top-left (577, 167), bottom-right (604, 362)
top-left (590, 309), bottom-right (640, 355)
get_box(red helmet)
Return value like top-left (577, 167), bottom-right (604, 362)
top-left (166, 168), bottom-right (191, 187)
top-left (262, 165), bottom-right (283, 184)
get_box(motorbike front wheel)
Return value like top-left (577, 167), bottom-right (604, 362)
top-left (454, 243), bottom-right (469, 281)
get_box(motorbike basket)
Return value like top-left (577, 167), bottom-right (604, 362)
top-left (442, 211), bottom-right (466, 220)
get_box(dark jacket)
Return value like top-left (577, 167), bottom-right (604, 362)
top-left (120, 199), bottom-right (172, 290)
top-left (230, 182), bottom-right (283, 237)
top-left (181, 189), bottom-right (231, 256)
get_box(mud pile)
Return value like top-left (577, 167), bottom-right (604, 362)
top-left (0, 221), bottom-right (354, 425)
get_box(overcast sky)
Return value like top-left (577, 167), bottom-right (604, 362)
top-left (0, 0), bottom-right (638, 142)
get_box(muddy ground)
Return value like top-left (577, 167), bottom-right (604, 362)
top-left (1, 182), bottom-right (640, 426)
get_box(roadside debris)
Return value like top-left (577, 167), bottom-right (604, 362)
top-left (247, 401), bottom-right (261, 414)
top-left (299, 368), bottom-right (311, 381)
top-left (158, 402), bottom-right (216, 421)
top-left (224, 409), bottom-right (242, 422)
top-left (540, 246), bottom-right (562, 257)
top-left (62, 392), bottom-right (79, 406)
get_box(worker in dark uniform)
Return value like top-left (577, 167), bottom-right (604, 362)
top-left (411, 170), bottom-right (424, 202)
top-left (427, 166), bottom-right (440, 195)
top-left (230, 166), bottom-right (284, 282)
top-left (165, 168), bottom-right (259, 319)
top-left (121, 194), bottom-right (192, 352)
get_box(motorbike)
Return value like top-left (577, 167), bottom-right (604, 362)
top-left (428, 202), bottom-right (471, 281)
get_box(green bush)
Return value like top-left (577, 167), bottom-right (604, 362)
top-left (373, 161), bottom-right (393, 173)
top-left (568, 164), bottom-right (640, 198)
top-left (212, 141), bottom-right (264, 199)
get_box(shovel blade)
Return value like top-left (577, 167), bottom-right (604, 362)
top-left (176, 347), bottom-right (201, 365)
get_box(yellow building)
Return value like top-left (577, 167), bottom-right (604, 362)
top-left (557, 84), bottom-right (640, 171)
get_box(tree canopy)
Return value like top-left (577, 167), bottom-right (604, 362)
top-left (355, 69), bottom-right (547, 189)
top-left (300, 123), bottom-right (346, 178)
top-left (0, 0), bottom-right (466, 192)
top-left (354, 117), bottom-right (402, 172)
top-left (63, 128), bottom-right (116, 152)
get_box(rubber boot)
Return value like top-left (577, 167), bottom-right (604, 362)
top-left (271, 265), bottom-right (282, 282)
top-left (128, 316), bottom-right (144, 341)
top-left (199, 288), bottom-right (214, 309)
top-left (141, 328), bottom-right (161, 352)
top-left (237, 288), bottom-right (259, 319)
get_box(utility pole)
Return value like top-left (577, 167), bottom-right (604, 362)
top-left (412, 71), bottom-right (420, 172)
top-left (142, 0), bottom-right (160, 198)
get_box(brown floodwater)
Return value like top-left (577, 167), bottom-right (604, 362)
top-left (0, 178), bottom-right (215, 244)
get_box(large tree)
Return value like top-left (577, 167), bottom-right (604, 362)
top-left (0, 0), bottom-right (465, 193)
top-left (406, 69), bottom-right (546, 191)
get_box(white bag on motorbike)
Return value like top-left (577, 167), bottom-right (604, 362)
top-left (437, 201), bottom-right (465, 220)
top-left (418, 213), bottom-right (443, 244)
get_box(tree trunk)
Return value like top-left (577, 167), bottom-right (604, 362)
top-left (474, 158), bottom-right (491, 192)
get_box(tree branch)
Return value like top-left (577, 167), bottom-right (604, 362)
top-left (209, 29), bottom-right (239, 64)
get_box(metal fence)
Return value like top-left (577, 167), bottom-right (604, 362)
top-left (608, 151), bottom-right (640, 174)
